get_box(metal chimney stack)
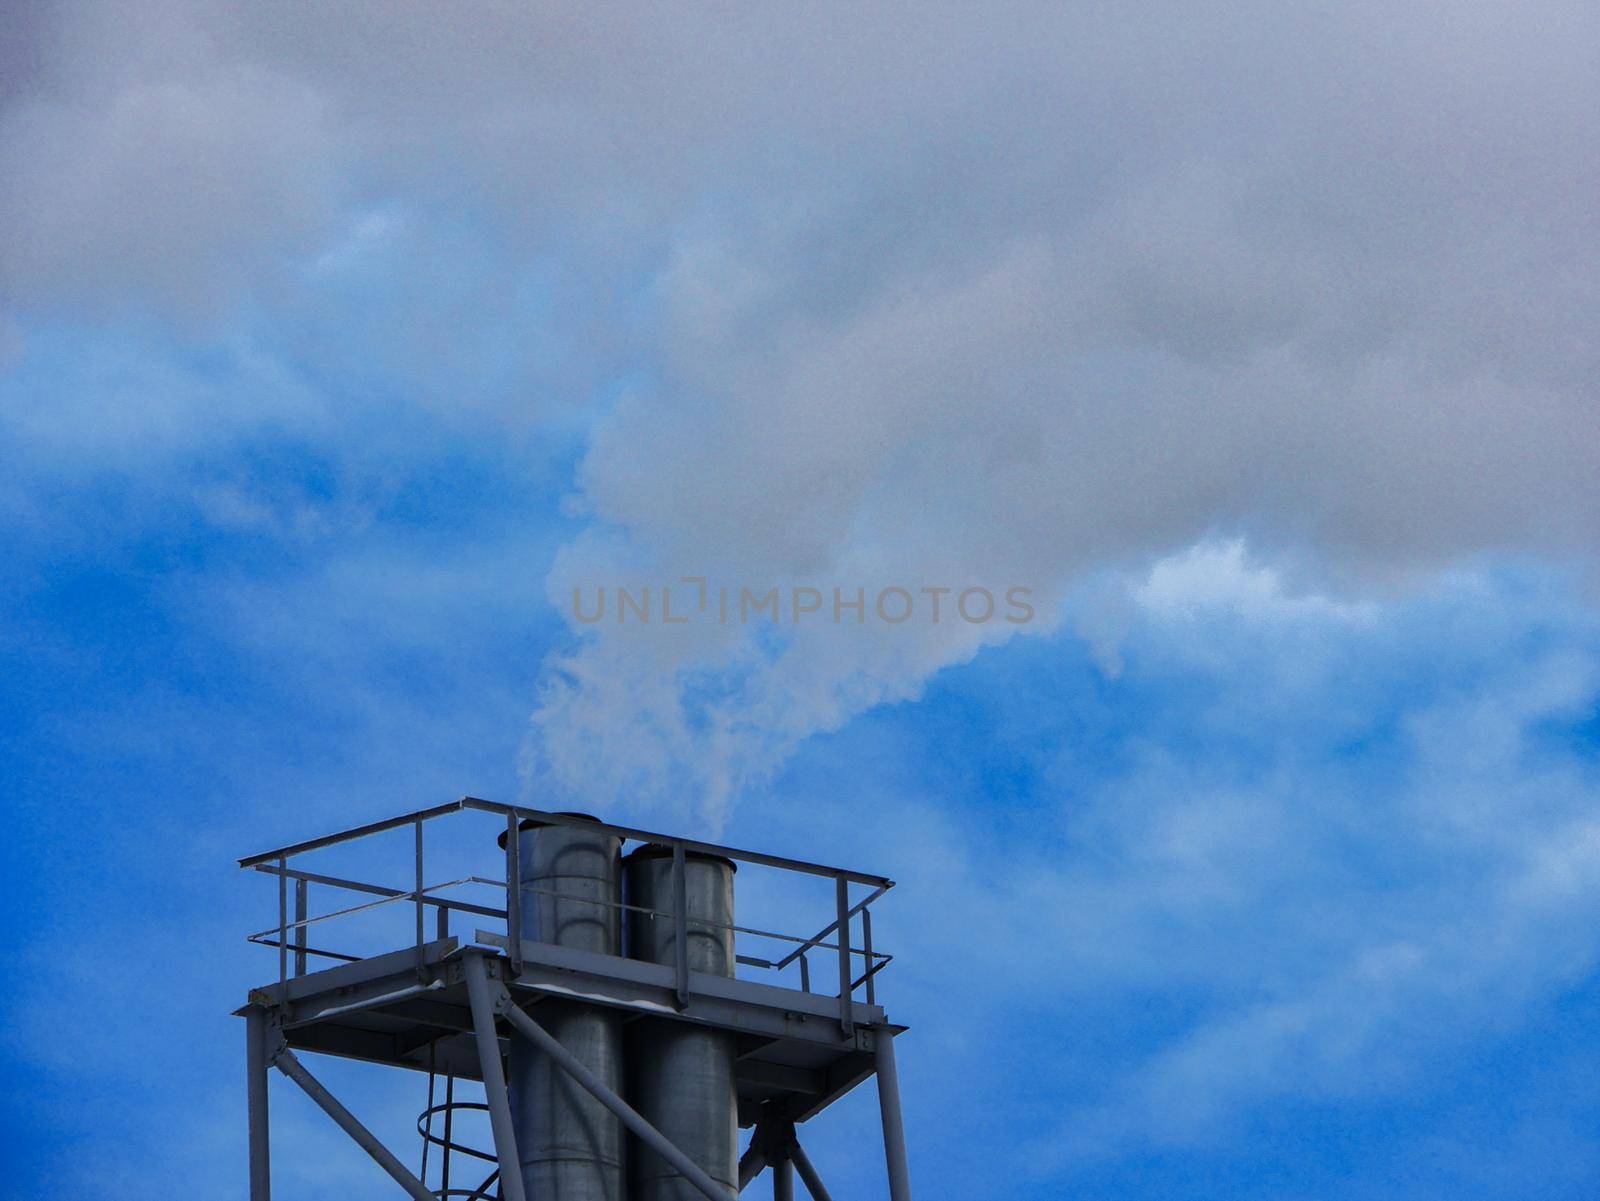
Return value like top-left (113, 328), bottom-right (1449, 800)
top-left (504, 817), bottom-right (626, 1201)
top-left (623, 848), bottom-right (739, 1201)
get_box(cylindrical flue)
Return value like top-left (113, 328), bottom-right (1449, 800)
top-left (623, 847), bottom-right (739, 1201)
top-left (502, 816), bottom-right (625, 1201)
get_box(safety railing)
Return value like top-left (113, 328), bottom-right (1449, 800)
top-left (241, 797), bottom-right (895, 1029)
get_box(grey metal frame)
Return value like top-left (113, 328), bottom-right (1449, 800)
top-left (246, 1006), bottom-right (437, 1201)
top-left (463, 951), bottom-right (527, 1201)
top-left (238, 799), bottom-right (914, 1199)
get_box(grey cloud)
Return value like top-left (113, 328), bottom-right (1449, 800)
top-left (0, 5), bottom-right (340, 316)
top-left (3, 2), bottom-right (1596, 815)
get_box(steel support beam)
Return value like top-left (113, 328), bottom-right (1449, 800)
top-left (772, 1156), bottom-right (794, 1201)
top-left (245, 1006), bottom-right (271, 1201)
top-left (463, 952), bottom-right (528, 1201)
top-left (496, 988), bottom-right (735, 1201)
top-left (789, 1140), bottom-right (835, 1201)
top-left (875, 1029), bottom-right (913, 1201)
top-left (738, 1141), bottom-right (767, 1191)
top-left (272, 1046), bottom-right (435, 1201)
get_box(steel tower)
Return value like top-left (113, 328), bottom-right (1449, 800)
top-left (238, 797), bottom-right (912, 1200)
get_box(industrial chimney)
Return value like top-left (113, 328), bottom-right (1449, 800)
top-left (237, 797), bottom-right (912, 1201)
top-left (503, 816), bottom-right (626, 1200)
top-left (622, 846), bottom-right (739, 1200)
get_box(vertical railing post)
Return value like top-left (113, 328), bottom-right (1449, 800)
top-left (672, 842), bottom-right (690, 1009)
top-left (293, 878), bottom-right (308, 978)
top-left (799, 952), bottom-right (811, 993)
top-left (414, 819), bottom-right (426, 983)
top-left (862, 906), bottom-right (875, 1005)
top-left (277, 855), bottom-right (288, 988)
top-left (504, 812), bottom-right (523, 976)
top-left (246, 1005), bottom-right (272, 1201)
top-left (835, 874), bottom-right (853, 1038)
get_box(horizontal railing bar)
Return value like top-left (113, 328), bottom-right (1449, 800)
top-left (238, 800), bottom-right (467, 868)
top-left (247, 935), bottom-right (363, 964)
top-left (246, 877), bottom-right (506, 941)
top-left (248, 888), bottom-right (413, 940)
top-left (254, 864), bottom-right (397, 897)
top-left (500, 881), bottom-right (888, 959)
top-left (312, 871), bottom-right (886, 958)
top-left (252, 932), bottom-right (870, 983)
top-left (462, 798), bottom-right (894, 887)
top-left (252, 864), bottom-right (506, 921)
top-left (240, 796), bottom-right (893, 888)
top-left (774, 884), bottom-right (889, 968)
top-left (248, 871), bottom-right (887, 964)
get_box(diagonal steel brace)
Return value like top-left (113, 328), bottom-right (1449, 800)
top-left (489, 979), bottom-right (737, 1201)
top-left (266, 1038), bottom-right (435, 1201)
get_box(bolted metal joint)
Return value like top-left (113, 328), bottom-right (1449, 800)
top-left (757, 1112), bottom-right (797, 1165)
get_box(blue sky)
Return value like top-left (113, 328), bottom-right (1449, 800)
top-left (3, 5), bottom-right (1599, 1198)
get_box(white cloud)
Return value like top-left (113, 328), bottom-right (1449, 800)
top-left (745, 566), bottom-right (1600, 1179)
top-left (1136, 539), bottom-right (1376, 624)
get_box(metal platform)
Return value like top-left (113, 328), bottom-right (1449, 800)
top-left (246, 933), bottom-right (895, 1126)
